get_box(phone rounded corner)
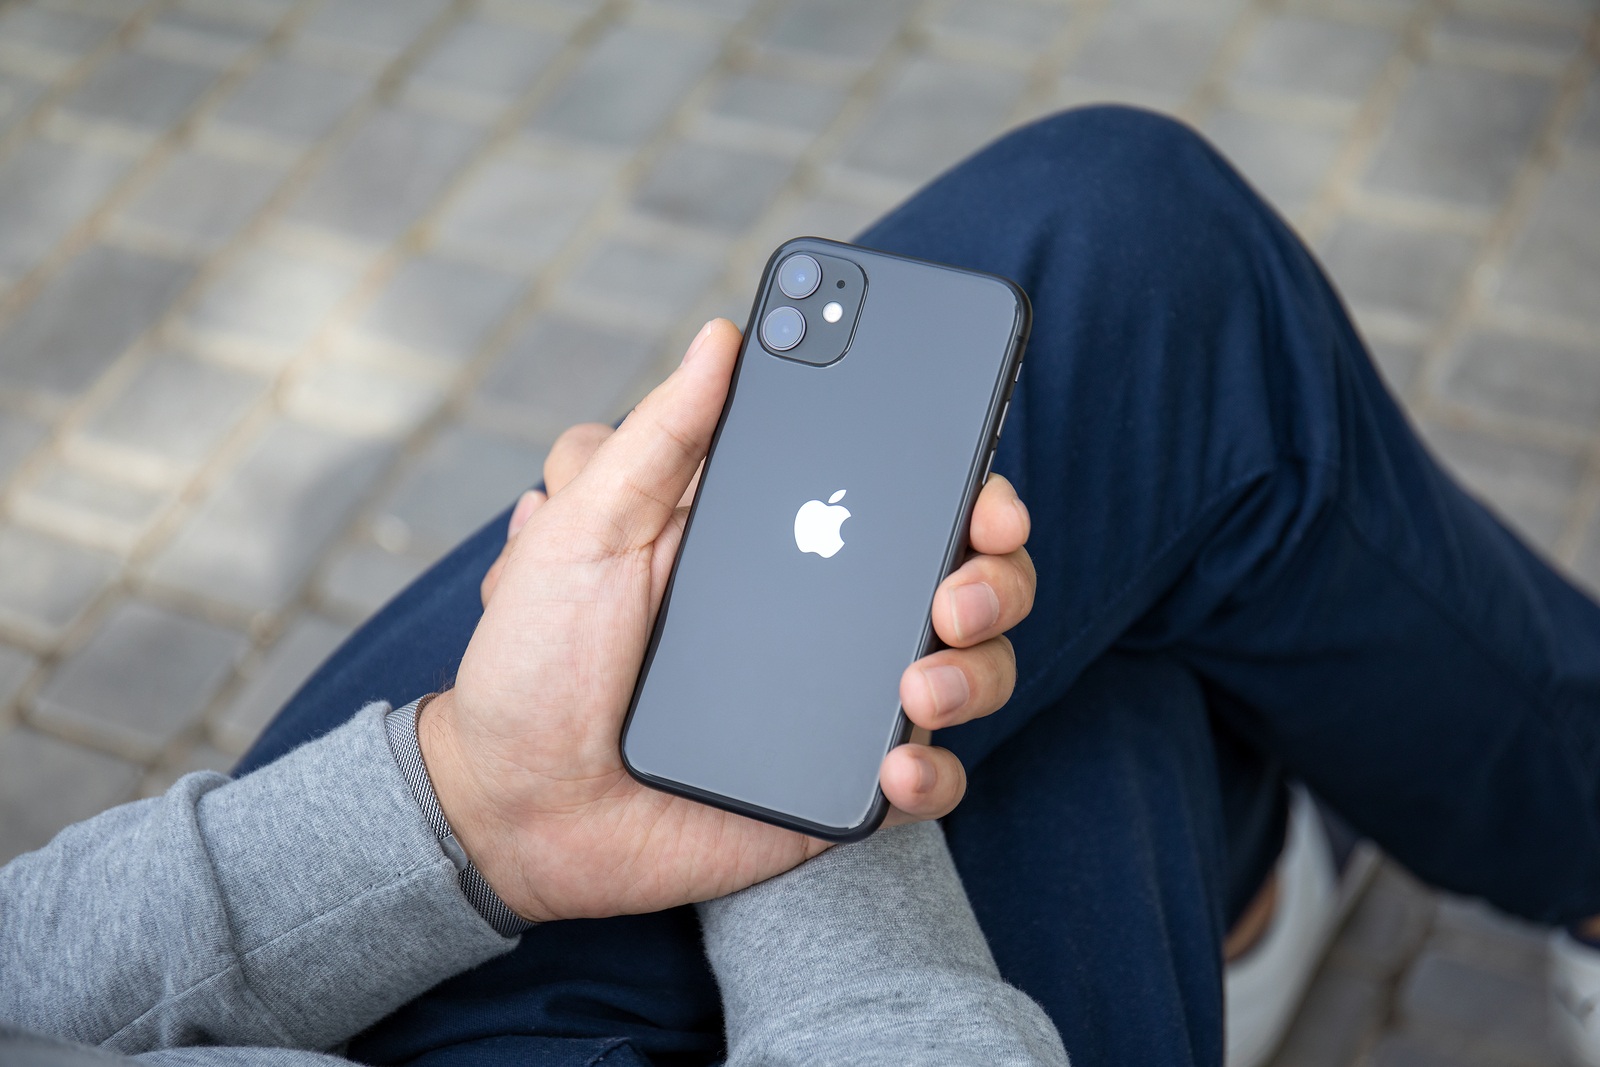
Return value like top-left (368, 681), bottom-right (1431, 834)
top-left (817, 795), bottom-right (892, 844)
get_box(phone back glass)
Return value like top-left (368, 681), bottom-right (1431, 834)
top-left (620, 238), bottom-right (1027, 839)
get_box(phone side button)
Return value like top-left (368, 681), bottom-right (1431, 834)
top-left (982, 449), bottom-right (996, 484)
top-left (995, 400), bottom-right (1010, 439)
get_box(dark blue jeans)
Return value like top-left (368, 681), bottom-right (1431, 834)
top-left (238, 107), bottom-right (1600, 1067)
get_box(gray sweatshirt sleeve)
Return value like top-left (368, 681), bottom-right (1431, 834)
top-left (696, 820), bottom-right (1070, 1067)
top-left (0, 704), bottom-right (516, 1054)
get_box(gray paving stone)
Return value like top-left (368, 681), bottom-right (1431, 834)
top-left (927, 0), bottom-right (1073, 53)
top-left (211, 612), bottom-right (351, 755)
top-left (1397, 950), bottom-right (1556, 1061)
top-left (13, 462), bottom-right (169, 549)
top-left (1368, 338), bottom-right (1425, 400)
top-left (284, 354), bottom-right (448, 437)
top-left (343, 254), bottom-right (525, 365)
top-left (0, 6), bottom-right (122, 70)
top-left (185, 243), bottom-right (364, 357)
top-left (407, 15), bottom-right (564, 106)
top-left (374, 425), bottom-right (545, 554)
top-left (634, 141), bottom-right (793, 232)
top-left (75, 351), bottom-right (265, 477)
top-left (116, 148), bottom-right (287, 253)
top-left (1330, 862), bottom-right (1437, 981)
top-left (757, 190), bottom-right (882, 246)
top-left (1419, 423), bottom-right (1583, 552)
top-left (1366, 1032), bottom-right (1481, 1067)
top-left (0, 725), bottom-right (138, 864)
top-left (647, 0), bottom-right (763, 18)
top-left (1364, 64), bottom-right (1558, 210)
top-left (315, 543), bottom-right (430, 619)
top-left (1438, 327), bottom-right (1600, 431)
top-left (0, 69), bottom-right (47, 138)
top-left (57, 51), bottom-right (219, 136)
top-left (1232, 14), bottom-right (1398, 104)
top-left (435, 145), bottom-right (618, 268)
top-left (527, 22), bottom-right (718, 148)
top-left (297, 0), bottom-right (453, 64)
top-left (147, 419), bottom-right (393, 615)
top-left (838, 57), bottom-right (1025, 185)
top-left (1495, 164), bottom-right (1600, 329)
top-left (560, 237), bottom-right (725, 323)
top-left (0, 244), bottom-right (195, 400)
top-left (140, 740), bottom-right (236, 797)
top-left (35, 600), bottom-right (248, 760)
top-left (1430, 10), bottom-right (1585, 68)
top-left (1318, 219), bottom-right (1478, 326)
top-left (758, 0), bottom-right (918, 65)
top-left (1062, 0), bottom-right (1241, 99)
top-left (141, 7), bottom-right (274, 66)
top-left (1266, 960), bottom-right (1385, 1067)
top-left (207, 57), bottom-right (371, 147)
top-left (284, 106), bottom-right (482, 247)
top-left (0, 412), bottom-right (49, 485)
top-left (0, 138), bottom-right (135, 275)
top-left (472, 313), bottom-right (660, 440)
top-left (0, 643), bottom-right (36, 713)
top-left (0, 526), bottom-right (117, 644)
top-left (704, 72), bottom-right (847, 137)
top-left (1572, 74), bottom-right (1600, 156)
top-left (1203, 108), bottom-right (1345, 220)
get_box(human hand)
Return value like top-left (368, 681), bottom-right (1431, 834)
top-left (423, 319), bottom-right (1035, 923)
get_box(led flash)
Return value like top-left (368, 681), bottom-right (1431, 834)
top-left (822, 301), bottom-right (844, 323)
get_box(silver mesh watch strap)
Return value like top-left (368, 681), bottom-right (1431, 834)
top-left (384, 696), bottom-right (534, 937)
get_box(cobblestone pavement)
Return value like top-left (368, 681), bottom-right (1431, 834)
top-left (0, 0), bottom-right (1595, 1061)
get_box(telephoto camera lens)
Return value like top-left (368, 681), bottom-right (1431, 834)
top-left (762, 306), bottom-right (806, 351)
top-left (777, 254), bottom-right (822, 300)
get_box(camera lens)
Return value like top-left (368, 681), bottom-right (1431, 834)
top-left (762, 306), bottom-right (806, 351)
top-left (777, 254), bottom-right (822, 300)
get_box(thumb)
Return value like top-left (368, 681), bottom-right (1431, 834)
top-left (567, 318), bottom-right (740, 551)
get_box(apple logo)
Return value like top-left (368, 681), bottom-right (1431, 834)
top-left (794, 489), bottom-right (850, 559)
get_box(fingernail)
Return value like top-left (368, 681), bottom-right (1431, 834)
top-left (921, 665), bottom-right (969, 717)
top-left (915, 754), bottom-right (937, 794)
top-left (682, 319), bottom-right (716, 365)
top-left (950, 583), bottom-right (1000, 641)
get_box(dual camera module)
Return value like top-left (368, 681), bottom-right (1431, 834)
top-left (757, 249), bottom-right (865, 366)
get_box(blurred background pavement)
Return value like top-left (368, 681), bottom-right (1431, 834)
top-left (0, 0), bottom-right (1596, 1062)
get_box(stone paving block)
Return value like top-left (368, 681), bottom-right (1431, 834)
top-left (0, 526), bottom-right (117, 644)
top-left (1571, 74), bottom-right (1600, 157)
top-left (0, 244), bottom-right (195, 400)
top-left (1366, 1032), bottom-right (1483, 1067)
top-left (141, 6), bottom-right (274, 67)
top-left (1363, 65), bottom-right (1557, 210)
top-left (0, 69), bottom-right (47, 139)
top-left (35, 600), bottom-right (249, 761)
top-left (185, 242), bottom-right (364, 358)
top-left (703, 72), bottom-right (847, 138)
top-left (140, 739), bottom-right (236, 797)
top-left (12, 461), bottom-right (169, 550)
top-left (1232, 14), bottom-right (1398, 105)
top-left (296, 0), bottom-right (453, 65)
top-left (56, 51), bottom-right (219, 136)
top-left (211, 612), bottom-right (351, 755)
top-left (527, 22), bottom-right (718, 148)
top-left (634, 141), bottom-right (793, 232)
top-left (284, 106), bottom-right (483, 247)
top-left (1438, 327), bottom-right (1600, 431)
top-left (0, 138), bottom-right (134, 276)
top-left (473, 313), bottom-right (659, 440)
top-left (207, 57), bottom-right (371, 147)
top-left (926, 0), bottom-right (1072, 53)
top-left (315, 543), bottom-right (430, 620)
top-left (1368, 338), bottom-right (1425, 400)
top-left (0, 412), bottom-right (48, 485)
top-left (1061, 0), bottom-right (1241, 99)
top-left (435, 144), bottom-right (617, 269)
top-left (1397, 950), bottom-right (1557, 1061)
top-left (1430, 10), bottom-right (1585, 69)
top-left (0, 643), bottom-right (36, 713)
top-left (115, 148), bottom-right (287, 253)
top-left (0, 725), bottom-right (139, 864)
top-left (1427, 896), bottom-right (1550, 982)
top-left (406, 14), bottom-right (564, 106)
top-left (374, 425), bottom-right (545, 554)
top-left (146, 419), bottom-right (393, 616)
top-left (75, 351), bottom-right (264, 478)
top-left (1494, 165), bottom-right (1600, 329)
top-left (757, 190), bottom-right (881, 246)
top-left (560, 237), bottom-right (725, 324)
top-left (758, 0), bottom-right (918, 65)
top-left (838, 56), bottom-right (1025, 185)
top-left (1418, 423), bottom-right (1582, 552)
top-left (1265, 960), bottom-right (1385, 1067)
top-left (1331, 861), bottom-right (1437, 981)
top-left (0, 6), bottom-right (122, 73)
top-left (647, 0), bottom-right (763, 19)
top-left (284, 354), bottom-right (448, 438)
top-left (1203, 108), bottom-right (1345, 220)
top-left (343, 254), bottom-right (525, 365)
top-left (1317, 219), bottom-right (1478, 327)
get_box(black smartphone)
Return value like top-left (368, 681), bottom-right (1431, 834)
top-left (619, 237), bottom-right (1030, 841)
